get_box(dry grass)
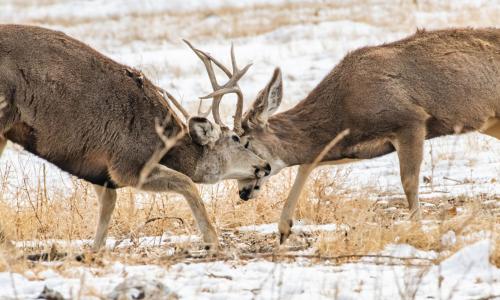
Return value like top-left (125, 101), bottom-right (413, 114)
top-left (18, 1), bottom-right (407, 34)
top-left (316, 192), bottom-right (499, 264)
top-left (0, 149), bottom-right (498, 271)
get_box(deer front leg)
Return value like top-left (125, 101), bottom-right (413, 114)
top-left (0, 137), bottom-right (10, 247)
top-left (139, 164), bottom-right (219, 249)
top-left (92, 184), bottom-right (117, 251)
top-left (0, 137), bottom-right (7, 156)
top-left (393, 125), bottom-right (426, 220)
top-left (279, 164), bottom-right (312, 244)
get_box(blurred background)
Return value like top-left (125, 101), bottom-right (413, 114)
top-left (2, 0), bottom-right (499, 113)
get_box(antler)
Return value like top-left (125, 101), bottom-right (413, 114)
top-left (158, 88), bottom-right (190, 121)
top-left (158, 80), bottom-right (211, 120)
top-left (183, 39), bottom-right (251, 135)
top-left (196, 98), bottom-right (211, 118)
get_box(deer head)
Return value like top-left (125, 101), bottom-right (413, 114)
top-left (168, 41), bottom-right (273, 184)
top-left (184, 41), bottom-right (284, 197)
top-left (187, 115), bottom-right (271, 183)
top-left (184, 41), bottom-right (285, 200)
top-left (237, 68), bottom-right (285, 199)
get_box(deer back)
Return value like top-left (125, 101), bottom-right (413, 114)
top-left (0, 25), bottom-right (181, 186)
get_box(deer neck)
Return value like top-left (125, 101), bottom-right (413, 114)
top-left (160, 135), bottom-right (203, 181)
top-left (267, 96), bottom-right (343, 168)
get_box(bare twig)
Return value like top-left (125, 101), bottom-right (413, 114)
top-left (443, 176), bottom-right (463, 184)
top-left (158, 88), bottom-right (190, 121)
top-left (137, 116), bottom-right (185, 189)
top-left (206, 272), bottom-right (233, 280)
top-left (173, 251), bottom-right (435, 267)
top-left (472, 295), bottom-right (500, 300)
top-left (239, 252), bottom-right (434, 263)
top-left (184, 39), bottom-right (251, 135)
top-left (145, 216), bottom-right (185, 226)
top-left (112, 216), bottom-right (186, 249)
top-left (284, 129), bottom-right (350, 212)
top-left (309, 129), bottom-right (350, 172)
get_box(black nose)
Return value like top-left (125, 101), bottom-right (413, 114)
top-left (239, 188), bottom-right (251, 201)
top-left (264, 163), bottom-right (271, 176)
top-left (254, 163), bottom-right (272, 178)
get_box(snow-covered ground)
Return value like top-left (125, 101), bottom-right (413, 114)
top-left (0, 237), bottom-right (498, 299)
top-left (0, 0), bottom-right (499, 299)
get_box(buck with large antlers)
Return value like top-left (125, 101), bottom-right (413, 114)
top-left (205, 28), bottom-right (499, 243)
top-left (0, 24), bottom-right (270, 250)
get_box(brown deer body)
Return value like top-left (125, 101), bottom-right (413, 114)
top-left (0, 25), bottom-right (270, 250)
top-left (234, 28), bottom-right (500, 243)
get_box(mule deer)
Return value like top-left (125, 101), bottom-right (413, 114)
top-left (0, 24), bottom-right (271, 250)
top-left (214, 28), bottom-right (498, 243)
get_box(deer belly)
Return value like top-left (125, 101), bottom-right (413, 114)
top-left (4, 123), bottom-right (116, 187)
top-left (344, 137), bottom-right (396, 159)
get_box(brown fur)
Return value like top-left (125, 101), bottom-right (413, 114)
top-left (0, 25), bottom-right (179, 187)
top-left (257, 28), bottom-right (499, 165)
top-left (0, 24), bottom-right (267, 187)
top-left (0, 25), bottom-right (270, 249)
top-left (239, 28), bottom-right (500, 242)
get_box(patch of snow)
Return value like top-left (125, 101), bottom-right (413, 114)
top-left (440, 230), bottom-right (457, 247)
top-left (1, 241), bottom-right (498, 299)
top-left (108, 275), bottom-right (178, 300)
top-left (14, 233), bottom-right (200, 251)
top-left (380, 243), bottom-right (438, 260)
top-left (238, 222), bottom-right (345, 234)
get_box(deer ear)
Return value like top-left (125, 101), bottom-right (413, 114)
top-left (266, 67), bottom-right (283, 115)
top-left (188, 117), bottom-right (221, 146)
top-left (244, 68), bottom-right (282, 128)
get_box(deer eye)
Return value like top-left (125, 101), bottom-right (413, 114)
top-left (231, 135), bottom-right (240, 143)
top-left (244, 141), bottom-right (250, 148)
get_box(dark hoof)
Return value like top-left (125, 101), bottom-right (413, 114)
top-left (279, 232), bottom-right (289, 244)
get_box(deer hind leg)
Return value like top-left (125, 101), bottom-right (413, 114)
top-left (278, 164), bottom-right (313, 244)
top-left (138, 164), bottom-right (219, 248)
top-left (92, 184), bottom-right (117, 251)
top-left (392, 125), bottom-right (426, 220)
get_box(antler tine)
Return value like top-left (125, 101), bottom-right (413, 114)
top-left (159, 88), bottom-right (190, 121)
top-left (184, 39), bottom-right (227, 127)
top-left (198, 47), bottom-right (251, 135)
top-left (202, 52), bottom-right (232, 79)
top-left (197, 98), bottom-right (211, 118)
top-left (184, 39), bottom-right (251, 134)
top-left (200, 62), bottom-right (251, 135)
top-left (221, 44), bottom-right (250, 135)
top-left (231, 88), bottom-right (244, 135)
top-left (183, 40), bottom-right (220, 90)
top-left (231, 43), bottom-right (238, 74)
